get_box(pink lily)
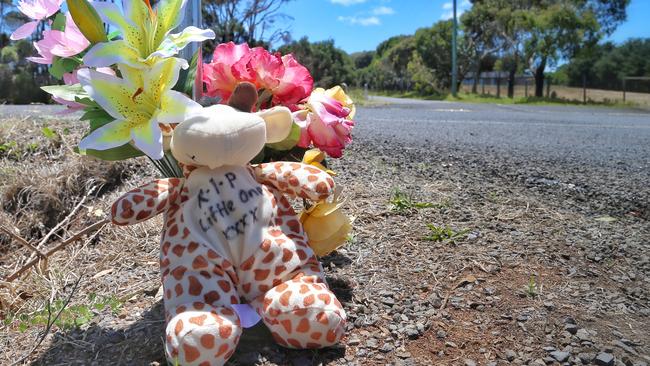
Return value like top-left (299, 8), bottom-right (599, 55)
top-left (27, 13), bottom-right (90, 64)
top-left (53, 67), bottom-right (115, 114)
top-left (10, 0), bottom-right (64, 40)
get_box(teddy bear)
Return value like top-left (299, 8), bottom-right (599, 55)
top-left (109, 83), bottom-right (346, 366)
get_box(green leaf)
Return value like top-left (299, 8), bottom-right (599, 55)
top-left (48, 57), bottom-right (80, 79)
top-left (107, 30), bottom-right (121, 41)
top-left (75, 143), bottom-right (145, 161)
top-left (74, 96), bottom-right (97, 107)
top-left (266, 122), bottom-right (301, 151)
top-left (80, 108), bottom-right (114, 129)
top-left (52, 13), bottom-right (66, 31)
top-left (250, 147), bottom-right (265, 164)
top-left (41, 84), bottom-right (87, 101)
top-left (173, 47), bottom-right (200, 96)
top-left (41, 126), bottom-right (57, 139)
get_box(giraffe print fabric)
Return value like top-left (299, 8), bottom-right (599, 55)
top-left (111, 162), bottom-right (346, 366)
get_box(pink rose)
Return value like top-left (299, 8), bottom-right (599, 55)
top-left (202, 42), bottom-right (313, 108)
top-left (295, 90), bottom-right (354, 158)
top-left (272, 54), bottom-right (313, 107)
top-left (203, 42), bottom-right (255, 101)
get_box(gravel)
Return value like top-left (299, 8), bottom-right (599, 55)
top-left (2, 101), bottom-right (649, 365)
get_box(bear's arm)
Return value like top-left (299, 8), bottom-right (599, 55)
top-left (252, 162), bottom-right (335, 201)
top-left (110, 178), bottom-right (184, 225)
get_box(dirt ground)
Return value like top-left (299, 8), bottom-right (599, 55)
top-left (0, 108), bottom-right (648, 366)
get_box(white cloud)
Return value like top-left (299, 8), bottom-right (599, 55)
top-left (440, 0), bottom-right (472, 20)
top-left (330, 0), bottom-right (367, 5)
top-left (372, 6), bottom-right (394, 15)
top-left (338, 15), bottom-right (381, 26)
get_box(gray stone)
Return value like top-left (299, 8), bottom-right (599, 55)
top-left (550, 351), bottom-right (571, 363)
top-left (406, 327), bottom-right (419, 339)
top-left (464, 359), bottom-right (477, 366)
top-left (505, 349), bottom-right (517, 361)
top-left (365, 338), bottom-right (378, 349)
top-left (380, 343), bottom-right (395, 353)
top-left (576, 328), bottom-right (592, 341)
top-left (436, 330), bottom-right (447, 339)
top-left (595, 353), bottom-right (615, 366)
top-left (544, 301), bottom-right (556, 310)
top-left (565, 323), bottom-right (579, 334)
top-left (395, 350), bottom-right (412, 359)
top-left (613, 340), bottom-right (638, 355)
top-left (578, 352), bottom-right (595, 364)
top-left (347, 337), bottom-right (361, 346)
top-left (564, 316), bottom-right (577, 324)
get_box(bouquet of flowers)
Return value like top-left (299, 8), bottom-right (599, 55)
top-left (12, 0), bottom-right (356, 255)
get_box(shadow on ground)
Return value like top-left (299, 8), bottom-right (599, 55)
top-left (32, 286), bottom-right (352, 365)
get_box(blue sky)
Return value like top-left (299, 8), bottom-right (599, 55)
top-left (282, 0), bottom-right (650, 54)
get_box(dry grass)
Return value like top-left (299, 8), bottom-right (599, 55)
top-left (460, 84), bottom-right (650, 106)
top-left (0, 116), bottom-right (164, 364)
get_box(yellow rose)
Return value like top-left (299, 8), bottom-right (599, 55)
top-left (300, 198), bottom-right (352, 257)
top-left (302, 148), bottom-right (336, 176)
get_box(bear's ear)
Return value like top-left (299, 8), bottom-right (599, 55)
top-left (256, 106), bottom-right (293, 143)
top-left (228, 82), bottom-right (258, 112)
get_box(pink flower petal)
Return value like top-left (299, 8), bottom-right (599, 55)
top-left (272, 54), bottom-right (313, 106)
top-left (10, 20), bottom-right (39, 40)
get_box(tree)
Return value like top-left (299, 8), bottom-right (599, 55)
top-left (464, 0), bottom-right (630, 97)
top-left (461, 1), bottom-right (501, 93)
top-left (414, 20), bottom-right (472, 91)
top-left (202, 0), bottom-right (294, 50)
top-left (278, 37), bottom-right (353, 88)
top-left (350, 51), bottom-right (374, 69)
top-left (522, 0), bottom-right (629, 96)
top-left (562, 38), bottom-right (650, 92)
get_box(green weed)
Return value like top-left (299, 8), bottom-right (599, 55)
top-left (41, 126), bottom-right (59, 140)
top-left (526, 275), bottom-right (538, 297)
top-left (0, 140), bottom-right (18, 158)
top-left (10, 293), bottom-right (123, 332)
top-left (389, 189), bottom-right (434, 212)
top-left (423, 224), bottom-right (469, 242)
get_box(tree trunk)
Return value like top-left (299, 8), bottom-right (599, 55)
top-left (472, 55), bottom-right (481, 94)
top-left (534, 57), bottom-right (547, 97)
top-left (507, 66), bottom-right (516, 99)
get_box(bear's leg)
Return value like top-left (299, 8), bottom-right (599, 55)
top-left (162, 257), bottom-right (242, 366)
top-left (165, 304), bottom-right (241, 366)
top-left (252, 273), bottom-right (346, 349)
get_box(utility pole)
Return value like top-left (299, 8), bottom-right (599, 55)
top-left (451, 0), bottom-right (458, 97)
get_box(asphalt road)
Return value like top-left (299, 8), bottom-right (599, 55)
top-left (358, 96), bottom-right (650, 167)
top-left (2, 99), bottom-right (649, 166)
